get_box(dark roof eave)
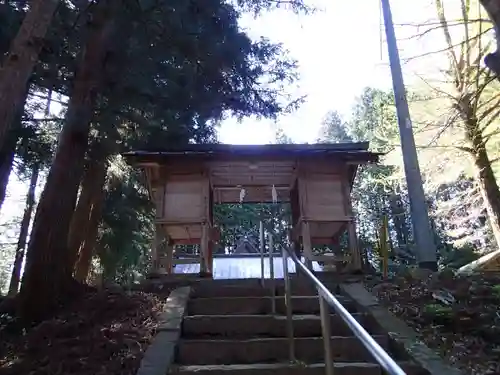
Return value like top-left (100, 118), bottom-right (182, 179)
top-left (123, 142), bottom-right (371, 156)
top-left (123, 148), bottom-right (382, 166)
top-left (123, 154), bottom-right (381, 167)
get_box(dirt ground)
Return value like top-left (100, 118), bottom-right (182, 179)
top-left (366, 272), bottom-right (500, 375)
top-left (0, 289), bottom-right (166, 375)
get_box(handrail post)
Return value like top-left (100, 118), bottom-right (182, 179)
top-left (282, 245), bottom-right (295, 361)
top-left (268, 232), bottom-right (276, 315)
top-left (318, 289), bottom-right (334, 375)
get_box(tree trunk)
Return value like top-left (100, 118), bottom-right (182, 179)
top-left (0, 0), bottom-right (59, 149)
top-left (472, 145), bottom-right (500, 246)
top-left (67, 157), bottom-right (107, 270)
top-left (70, 156), bottom-right (107, 282)
top-left (8, 164), bottom-right (39, 296)
top-left (466, 118), bottom-right (500, 247)
top-left (74, 178), bottom-right (106, 283)
top-left (18, 1), bottom-right (119, 323)
top-left (389, 194), bottom-right (406, 248)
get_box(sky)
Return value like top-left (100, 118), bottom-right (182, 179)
top-left (218, 0), bottom-right (440, 144)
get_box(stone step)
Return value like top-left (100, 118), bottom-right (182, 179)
top-left (191, 281), bottom-right (321, 298)
top-left (172, 362), bottom-right (428, 375)
top-left (146, 273), bottom-right (349, 298)
top-left (187, 296), bottom-right (357, 316)
top-left (177, 335), bottom-right (389, 365)
top-left (182, 313), bottom-right (379, 338)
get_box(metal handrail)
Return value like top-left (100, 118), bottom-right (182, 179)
top-left (280, 244), bottom-right (407, 375)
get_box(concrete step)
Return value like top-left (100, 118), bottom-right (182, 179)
top-left (190, 279), bottom-right (264, 297)
top-left (182, 313), bottom-right (379, 338)
top-left (187, 296), bottom-right (357, 316)
top-left (191, 281), bottom-right (321, 298)
top-left (172, 362), bottom-right (428, 375)
top-left (177, 335), bottom-right (389, 365)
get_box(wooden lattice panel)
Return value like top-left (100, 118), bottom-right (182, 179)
top-left (162, 175), bottom-right (208, 223)
top-left (299, 174), bottom-right (347, 221)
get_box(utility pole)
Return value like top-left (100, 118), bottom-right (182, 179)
top-left (380, 0), bottom-right (438, 271)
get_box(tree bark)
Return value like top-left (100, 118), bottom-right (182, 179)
top-left (472, 144), bottom-right (500, 246)
top-left (69, 157), bottom-right (108, 276)
top-left (18, 1), bottom-right (119, 323)
top-left (0, 0), bottom-right (59, 149)
top-left (465, 116), bottom-right (500, 247)
top-left (74, 177), bottom-right (106, 283)
top-left (67, 157), bottom-right (106, 269)
top-left (8, 164), bottom-right (39, 296)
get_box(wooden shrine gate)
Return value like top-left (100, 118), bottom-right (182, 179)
top-left (123, 143), bottom-right (380, 276)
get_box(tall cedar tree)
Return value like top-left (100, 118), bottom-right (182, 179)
top-left (0, 0), bottom-right (59, 149)
top-left (19, 0), bottom-right (121, 321)
top-left (8, 164), bottom-right (39, 295)
top-left (67, 149), bottom-right (109, 276)
top-left (19, 0), bottom-right (305, 321)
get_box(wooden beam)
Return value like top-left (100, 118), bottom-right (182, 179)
top-left (137, 162), bottom-right (161, 168)
top-left (165, 243), bottom-right (174, 274)
top-left (341, 169), bottom-right (361, 271)
top-left (288, 164), bottom-right (298, 188)
top-left (311, 254), bottom-right (350, 262)
top-left (211, 187), bottom-right (291, 204)
top-left (171, 238), bottom-right (201, 245)
top-left (156, 219), bottom-right (205, 225)
top-left (200, 223), bottom-right (209, 273)
top-left (143, 167), bottom-right (154, 198)
top-left (214, 185), bottom-right (289, 190)
top-left (301, 220), bottom-right (314, 270)
top-left (151, 224), bottom-right (161, 271)
top-left (172, 258), bottom-right (201, 265)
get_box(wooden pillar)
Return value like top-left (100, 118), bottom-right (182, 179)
top-left (296, 173), bottom-right (313, 269)
top-left (301, 220), bottom-right (314, 270)
top-left (208, 240), bottom-right (214, 274)
top-left (346, 222), bottom-right (361, 270)
top-left (341, 169), bottom-right (361, 271)
top-left (259, 220), bottom-right (265, 282)
top-left (165, 240), bottom-right (174, 274)
top-left (200, 222), bottom-right (209, 273)
top-left (199, 169), bottom-right (211, 275)
top-left (152, 224), bottom-right (161, 272)
top-left (290, 182), bottom-right (302, 259)
top-left (207, 185), bottom-right (214, 275)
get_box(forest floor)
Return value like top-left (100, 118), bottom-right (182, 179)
top-left (0, 288), bottom-right (167, 375)
top-left (365, 271), bottom-right (500, 375)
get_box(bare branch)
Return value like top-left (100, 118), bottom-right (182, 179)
top-left (402, 27), bottom-right (494, 63)
top-left (461, 0), bottom-right (472, 75)
top-left (416, 144), bottom-right (474, 153)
